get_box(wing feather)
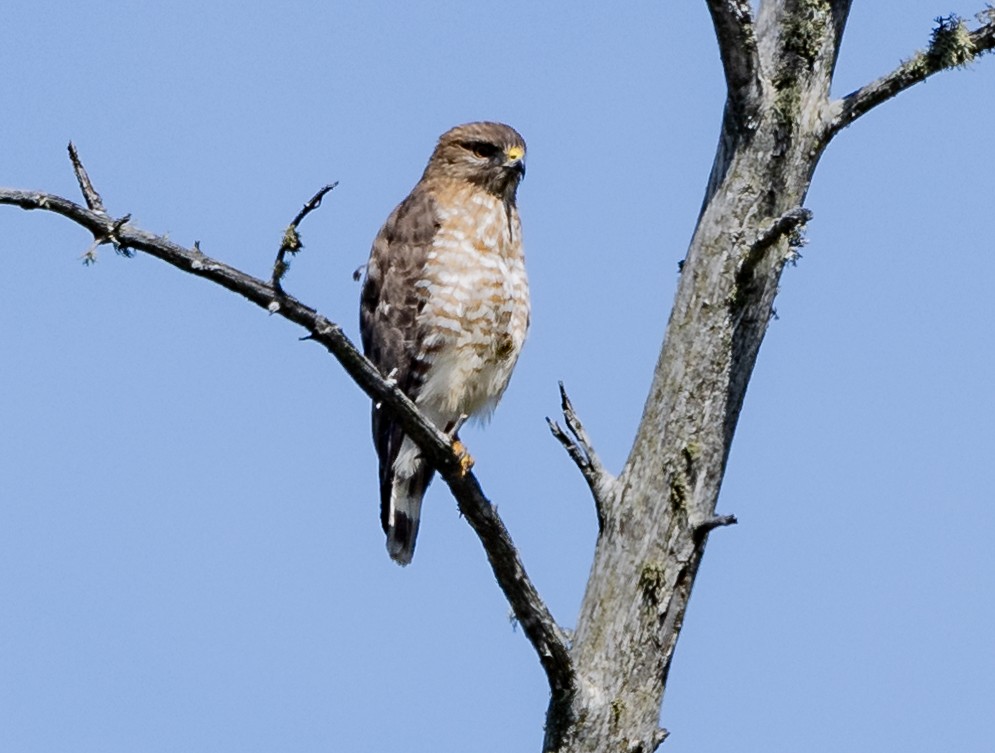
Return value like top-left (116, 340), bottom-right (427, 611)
top-left (359, 185), bottom-right (439, 534)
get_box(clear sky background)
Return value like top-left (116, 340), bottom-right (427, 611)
top-left (2, 2), bottom-right (993, 751)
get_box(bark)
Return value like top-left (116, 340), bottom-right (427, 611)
top-left (2, 2), bottom-right (994, 751)
top-left (543, 2), bottom-right (994, 751)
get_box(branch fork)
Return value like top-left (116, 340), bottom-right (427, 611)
top-left (547, 382), bottom-right (616, 531)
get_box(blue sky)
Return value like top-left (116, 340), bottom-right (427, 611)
top-left (2, 2), bottom-right (993, 751)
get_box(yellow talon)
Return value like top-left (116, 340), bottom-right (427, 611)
top-left (452, 439), bottom-right (475, 476)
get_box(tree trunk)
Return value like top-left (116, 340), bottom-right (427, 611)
top-left (545, 3), bottom-right (851, 749)
top-left (2, 2), bottom-right (991, 751)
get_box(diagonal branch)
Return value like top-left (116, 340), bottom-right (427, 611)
top-left (827, 10), bottom-right (995, 140)
top-left (705, 0), bottom-right (763, 128)
top-left (67, 141), bottom-right (106, 214)
top-left (546, 382), bottom-right (615, 531)
top-left (0, 180), bottom-right (574, 700)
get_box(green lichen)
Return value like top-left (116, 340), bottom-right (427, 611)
top-left (899, 52), bottom-right (930, 79)
top-left (781, 0), bottom-right (832, 66)
top-left (639, 561), bottom-right (667, 606)
top-left (773, 0), bottom-right (831, 139)
top-left (681, 444), bottom-right (700, 490)
top-left (683, 442), bottom-right (701, 463)
top-left (898, 13), bottom-right (981, 81)
top-left (927, 14), bottom-right (976, 69)
top-left (771, 72), bottom-right (802, 134)
top-left (281, 225), bottom-right (302, 253)
top-left (668, 474), bottom-right (687, 512)
top-left (609, 698), bottom-right (626, 731)
top-left (273, 258), bottom-right (288, 281)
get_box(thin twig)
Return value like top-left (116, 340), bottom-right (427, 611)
top-left (0, 183), bottom-right (575, 700)
top-left (67, 142), bottom-right (106, 214)
top-left (272, 182), bottom-right (338, 293)
top-left (547, 381), bottom-right (615, 530)
top-left (827, 11), bottom-right (995, 140)
top-left (705, 0), bottom-right (763, 128)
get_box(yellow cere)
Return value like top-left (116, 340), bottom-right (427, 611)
top-left (505, 146), bottom-right (525, 162)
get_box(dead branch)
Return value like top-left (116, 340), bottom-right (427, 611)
top-left (547, 382), bottom-right (616, 531)
top-left (827, 10), bottom-right (995, 139)
top-left (272, 182), bottom-right (338, 293)
top-left (749, 207), bottom-right (813, 257)
top-left (693, 513), bottom-right (738, 539)
top-left (67, 141), bottom-right (106, 214)
top-left (0, 150), bottom-right (574, 700)
top-left (705, 0), bottom-right (763, 127)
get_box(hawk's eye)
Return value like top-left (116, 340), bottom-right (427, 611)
top-left (463, 141), bottom-right (502, 160)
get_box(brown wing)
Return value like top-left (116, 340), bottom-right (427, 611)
top-left (359, 185), bottom-right (439, 535)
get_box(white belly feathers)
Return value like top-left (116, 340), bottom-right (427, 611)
top-left (414, 192), bottom-right (529, 422)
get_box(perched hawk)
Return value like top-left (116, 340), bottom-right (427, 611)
top-left (359, 122), bottom-right (530, 565)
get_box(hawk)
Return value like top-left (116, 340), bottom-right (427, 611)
top-left (359, 122), bottom-right (530, 565)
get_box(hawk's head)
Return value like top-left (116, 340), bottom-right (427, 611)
top-left (424, 122), bottom-right (526, 201)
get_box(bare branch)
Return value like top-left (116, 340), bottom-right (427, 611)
top-left (67, 142), bottom-right (106, 214)
top-left (272, 182), bottom-right (338, 293)
top-left (750, 206), bottom-right (813, 257)
top-left (827, 10), bottom-right (995, 139)
top-left (733, 206), bottom-right (813, 309)
top-left (546, 382), bottom-right (616, 531)
top-left (705, 0), bottom-right (763, 127)
top-left (0, 184), bottom-right (574, 700)
top-left (693, 513), bottom-right (738, 539)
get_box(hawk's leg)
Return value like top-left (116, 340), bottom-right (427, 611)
top-left (446, 415), bottom-right (474, 477)
top-left (450, 439), bottom-right (475, 476)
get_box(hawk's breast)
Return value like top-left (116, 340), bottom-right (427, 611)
top-left (414, 186), bottom-right (529, 420)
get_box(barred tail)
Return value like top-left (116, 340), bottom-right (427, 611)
top-left (382, 454), bottom-right (434, 566)
top-left (385, 485), bottom-right (422, 566)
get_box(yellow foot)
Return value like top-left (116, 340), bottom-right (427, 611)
top-left (451, 439), bottom-right (475, 476)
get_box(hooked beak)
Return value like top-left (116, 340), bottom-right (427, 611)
top-left (504, 146), bottom-right (526, 180)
